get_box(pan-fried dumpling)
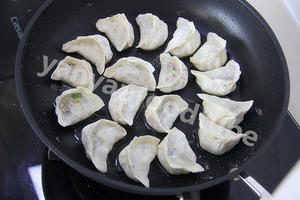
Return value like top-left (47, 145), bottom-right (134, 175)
top-left (164, 17), bottom-right (200, 58)
top-left (96, 13), bottom-right (134, 52)
top-left (157, 53), bottom-right (188, 93)
top-left (103, 57), bottom-right (156, 91)
top-left (198, 113), bottom-right (245, 155)
top-left (136, 13), bottom-right (168, 50)
top-left (119, 135), bottom-right (160, 188)
top-left (198, 93), bottom-right (254, 129)
top-left (81, 119), bottom-right (127, 173)
top-left (62, 35), bottom-right (113, 75)
top-left (190, 32), bottom-right (227, 71)
top-left (51, 56), bottom-right (94, 91)
top-left (145, 95), bottom-right (188, 133)
top-left (191, 60), bottom-right (241, 96)
top-left (55, 87), bottom-right (104, 127)
top-left (109, 84), bottom-right (147, 126)
top-left (158, 127), bottom-right (204, 175)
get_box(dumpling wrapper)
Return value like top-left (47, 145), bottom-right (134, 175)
top-left (55, 87), bottom-right (104, 127)
top-left (190, 32), bottom-right (227, 71)
top-left (119, 135), bottom-right (160, 188)
top-left (51, 56), bottom-right (94, 91)
top-left (109, 84), bottom-right (147, 126)
top-left (96, 13), bottom-right (134, 52)
top-left (157, 53), bottom-right (188, 93)
top-left (145, 95), bottom-right (188, 133)
top-left (103, 57), bottom-right (156, 91)
top-left (136, 13), bottom-right (168, 50)
top-left (62, 34), bottom-right (112, 75)
top-left (158, 127), bottom-right (204, 175)
top-left (198, 93), bottom-right (253, 129)
top-left (164, 17), bottom-right (200, 58)
top-left (191, 60), bottom-right (241, 96)
top-left (198, 113), bottom-right (245, 155)
top-left (81, 119), bottom-right (127, 173)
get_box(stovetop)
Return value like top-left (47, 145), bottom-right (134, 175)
top-left (1, 1), bottom-right (300, 200)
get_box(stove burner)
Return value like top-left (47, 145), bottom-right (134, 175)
top-left (42, 150), bottom-right (230, 200)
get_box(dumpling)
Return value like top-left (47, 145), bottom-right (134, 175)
top-left (198, 113), bottom-right (245, 155)
top-left (51, 56), bottom-right (94, 91)
top-left (145, 95), bottom-right (188, 133)
top-left (103, 57), bottom-right (156, 91)
top-left (62, 34), bottom-right (113, 75)
top-left (96, 13), bottom-right (134, 52)
top-left (158, 127), bottom-right (204, 175)
top-left (136, 13), bottom-right (168, 50)
top-left (119, 135), bottom-right (160, 188)
top-left (81, 119), bottom-right (127, 173)
top-left (164, 17), bottom-right (200, 58)
top-left (190, 32), bottom-right (227, 71)
top-left (55, 87), bottom-right (104, 127)
top-left (109, 84), bottom-right (147, 126)
top-left (198, 93), bottom-right (254, 129)
top-left (157, 53), bottom-right (188, 93)
top-left (191, 60), bottom-right (241, 96)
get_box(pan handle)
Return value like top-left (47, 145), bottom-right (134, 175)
top-left (237, 172), bottom-right (272, 200)
top-left (177, 172), bottom-right (272, 200)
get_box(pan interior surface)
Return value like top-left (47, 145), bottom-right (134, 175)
top-left (16, 0), bottom-right (289, 195)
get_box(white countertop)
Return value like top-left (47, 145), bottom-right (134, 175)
top-left (248, 0), bottom-right (300, 125)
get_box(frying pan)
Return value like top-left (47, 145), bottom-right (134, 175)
top-left (15, 0), bottom-right (289, 197)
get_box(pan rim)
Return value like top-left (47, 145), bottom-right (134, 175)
top-left (15, 0), bottom-right (290, 196)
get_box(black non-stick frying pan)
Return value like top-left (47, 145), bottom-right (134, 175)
top-left (15, 0), bottom-right (289, 197)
